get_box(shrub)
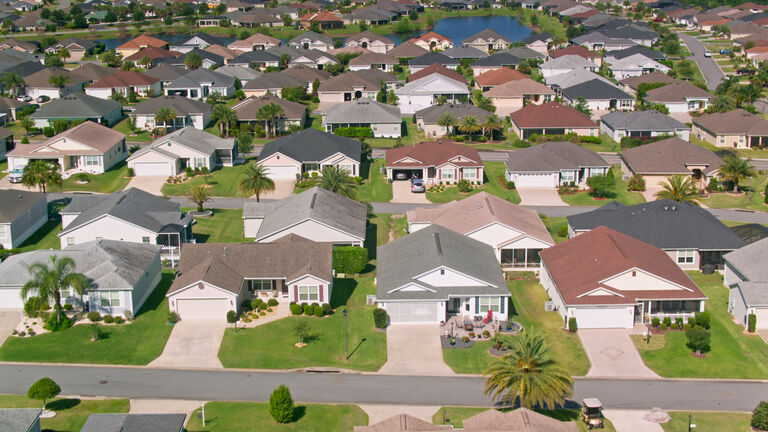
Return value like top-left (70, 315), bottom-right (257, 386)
top-left (462, 336), bottom-right (470, 342)
top-left (651, 317), bottom-right (660, 327)
top-left (240, 300), bottom-right (252, 312)
top-left (752, 401), bottom-right (768, 430)
top-left (103, 314), bottom-right (114, 323)
top-left (373, 308), bottom-right (388, 328)
top-left (682, 323), bottom-right (691, 331)
top-left (686, 325), bottom-right (710, 354)
top-left (21, 136), bottom-right (29, 144)
top-left (269, 385), bottom-right (294, 424)
top-left (290, 303), bottom-right (302, 315)
top-left (579, 136), bottom-right (601, 144)
top-left (226, 310), bottom-right (237, 323)
top-left (568, 317), bottom-right (577, 333)
top-left (123, 310), bottom-right (133, 321)
top-left (626, 174), bottom-right (646, 191)
top-left (688, 316), bottom-right (696, 326)
top-left (62, 304), bottom-right (72, 311)
top-left (749, 313), bottom-right (757, 333)
top-left (695, 311), bottom-right (711, 329)
top-left (457, 179), bottom-right (471, 193)
top-left (663, 317), bottom-right (672, 327)
top-left (113, 316), bottom-right (124, 324)
top-left (332, 246), bottom-right (368, 274)
top-left (313, 305), bottom-right (323, 317)
top-left (27, 377), bottom-right (61, 409)
top-left (586, 174), bottom-right (616, 198)
top-left (43, 127), bottom-right (54, 137)
top-left (251, 298), bottom-right (264, 310)
top-left (311, 302), bottom-right (319, 308)
top-left (44, 314), bottom-right (72, 332)
top-left (24, 297), bottom-right (49, 318)
top-left (468, 331), bottom-right (475, 338)
top-left (505, 181), bottom-right (515, 189)
top-left (303, 304), bottom-right (313, 315)
top-left (322, 303), bottom-right (331, 315)
top-left (267, 298), bottom-right (278, 307)
top-left (660, 322), bottom-right (667, 331)
top-left (87, 311), bottom-right (101, 322)
top-left (185, 167), bottom-right (193, 177)
top-left (765, 183), bottom-right (768, 205)
top-left (675, 317), bottom-right (683, 327)
top-left (168, 311), bottom-right (179, 324)
top-left (89, 324), bottom-right (103, 341)
top-left (482, 330), bottom-right (490, 338)
top-left (334, 126), bottom-right (372, 138)
top-left (258, 302), bottom-right (268, 311)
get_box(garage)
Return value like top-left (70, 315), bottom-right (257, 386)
top-left (176, 298), bottom-right (229, 320)
top-left (384, 301), bottom-right (442, 324)
top-left (392, 169), bottom-right (422, 181)
top-left (263, 165), bottom-right (299, 179)
top-left (511, 173), bottom-right (558, 187)
top-left (133, 162), bottom-right (173, 177)
top-left (573, 306), bottom-right (633, 329)
top-left (755, 308), bottom-right (768, 329)
top-left (0, 288), bottom-right (23, 309)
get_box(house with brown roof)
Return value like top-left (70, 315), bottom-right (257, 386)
top-left (385, 140), bottom-right (483, 185)
top-left (227, 33), bottom-right (281, 52)
top-left (539, 226), bottom-right (707, 329)
top-left (232, 94), bottom-right (308, 132)
top-left (644, 81), bottom-right (711, 113)
top-left (205, 44), bottom-right (239, 62)
top-left (317, 70), bottom-right (395, 105)
top-left (85, 70), bottom-right (162, 99)
top-left (549, 45), bottom-right (602, 66)
top-left (462, 29), bottom-right (511, 53)
top-left (409, 31), bottom-right (453, 51)
top-left (508, 102), bottom-right (597, 139)
top-left (23, 67), bottom-right (90, 100)
top-left (345, 30), bottom-right (394, 54)
top-left (618, 70), bottom-right (677, 94)
top-left (407, 63), bottom-right (467, 84)
top-left (115, 34), bottom-right (168, 58)
top-left (473, 67), bottom-right (528, 91)
top-left (415, 104), bottom-right (491, 137)
top-left (692, 109), bottom-right (768, 149)
top-left (355, 409), bottom-right (576, 432)
top-left (482, 78), bottom-right (555, 116)
top-left (387, 41), bottom-right (430, 60)
top-left (298, 10), bottom-right (343, 29)
top-left (693, 13), bottom-right (731, 31)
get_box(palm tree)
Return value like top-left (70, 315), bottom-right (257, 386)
top-left (48, 74), bottom-right (70, 89)
top-left (18, 116), bottom-right (33, 136)
top-left (21, 160), bottom-right (61, 193)
top-left (211, 104), bottom-right (237, 137)
top-left (739, 84), bottom-right (763, 106)
top-left (20, 255), bottom-right (89, 330)
top-left (708, 95), bottom-right (735, 113)
top-left (481, 113), bottom-right (502, 139)
top-left (654, 174), bottom-right (700, 205)
top-left (255, 103), bottom-right (285, 137)
top-left (184, 51), bottom-right (203, 70)
top-left (56, 47), bottom-right (70, 63)
top-left (436, 112), bottom-right (457, 136)
top-left (154, 106), bottom-right (176, 132)
top-left (188, 184), bottom-right (211, 212)
top-left (239, 163), bottom-right (275, 202)
top-left (459, 115), bottom-right (480, 140)
top-left (483, 332), bottom-right (573, 409)
top-left (1, 71), bottom-right (25, 97)
top-left (139, 55), bottom-right (152, 69)
top-left (318, 165), bottom-right (356, 200)
top-left (718, 156), bottom-right (755, 193)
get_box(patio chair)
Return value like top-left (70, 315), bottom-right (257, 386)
top-left (463, 320), bottom-right (473, 331)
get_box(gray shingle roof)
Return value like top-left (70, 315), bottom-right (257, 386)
top-left (505, 141), bottom-right (608, 173)
top-left (498, 46), bottom-right (545, 59)
top-left (323, 99), bottom-right (400, 124)
top-left (471, 53), bottom-right (521, 67)
top-left (415, 103), bottom-right (491, 124)
top-left (0, 409), bottom-right (41, 432)
top-left (606, 45), bottom-right (666, 61)
top-left (143, 64), bottom-right (188, 82)
top-left (567, 199), bottom-right (747, 251)
top-left (29, 92), bottom-right (120, 120)
top-left (289, 30), bottom-right (333, 45)
top-left (408, 52), bottom-right (458, 67)
top-left (259, 128), bottom-right (361, 163)
top-left (0, 190), bottom-right (45, 223)
top-left (214, 64), bottom-right (262, 82)
top-left (229, 50), bottom-right (280, 66)
top-left (724, 237), bottom-right (768, 282)
top-left (80, 413), bottom-right (186, 432)
top-left (562, 79), bottom-right (632, 101)
top-left (601, 110), bottom-right (686, 132)
top-left (132, 95), bottom-right (211, 116)
top-left (166, 68), bottom-right (234, 89)
top-left (140, 126), bottom-right (234, 156)
top-left (243, 72), bottom-right (306, 90)
top-left (441, 46), bottom-right (488, 59)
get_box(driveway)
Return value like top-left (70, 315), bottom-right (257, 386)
top-left (390, 180), bottom-right (429, 204)
top-left (578, 329), bottom-right (658, 378)
top-left (642, 185), bottom-right (663, 203)
top-left (0, 310), bottom-right (21, 348)
top-left (0, 176), bottom-right (35, 191)
top-left (258, 179), bottom-right (294, 200)
top-left (516, 187), bottom-right (566, 206)
top-left (149, 320), bottom-right (226, 369)
top-left (603, 409), bottom-right (665, 432)
top-left (125, 176), bottom-right (165, 196)
top-left (378, 324), bottom-right (453, 376)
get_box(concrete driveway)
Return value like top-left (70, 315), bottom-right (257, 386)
top-left (390, 180), bottom-right (429, 204)
top-left (516, 187), bottom-right (566, 206)
top-left (0, 176), bottom-right (35, 191)
top-left (149, 320), bottom-right (226, 369)
top-left (378, 324), bottom-right (453, 376)
top-left (125, 176), bottom-right (165, 196)
top-left (0, 310), bottom-right (22, 348)
top-left (578, 329), bottom-right (658, 378)
top-left (258, 179), bottom-right (294, 200)
top-left (604, 409), bottom-right (665, 432)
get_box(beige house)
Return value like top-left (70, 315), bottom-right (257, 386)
top-left (409, 31), bottom-right (454, 51)
top-left (344, 30), bottom-right (394, 54)
top-left (233, 94), bottom-right (308, 132)
top-left (692, 109), bottom-right (768, 149)
top-left (461, 29), bottom-right (511, 53)
top-left (508, 102), bottom-right (598, 139)
top-left (415, 104), bottom-right (491, 138)
top-left (257, 128), bottom-right (361, 179)
top-left (482, 79), bottom-right (555, 117)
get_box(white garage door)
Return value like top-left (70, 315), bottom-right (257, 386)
top-left (574, 307), bottom-right (632, 329)
top-left (265, 165), bottom-right (299, 179)
top-left (0, 288), bottom-right (23, 309)
top-left (177, 298), bottom-right (229, 320)
top-left (514, 173), bottom-right (557, 187)
top-left (133, 162), bottom-right (172, 176)
top-left (755, 308), bottom-right (768, 329)
top-left (386, 302), bottom-right (441, 324)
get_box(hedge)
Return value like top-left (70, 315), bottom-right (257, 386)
top-left (749, 313), bottom-right (757, 333)
top-left (332, 246), bottom-right (368, 274)
top-left (334, 127), bottom-right (373, 139)
top-left (568, 317), bottom-right (577, 333)
top-left (373, 308), bottom-right (387, 328)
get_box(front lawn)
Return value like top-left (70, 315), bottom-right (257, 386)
top-left (357, 159), bottom-right (392, 202)
top-left (0, 395), bottom-right (129, 432)
top-left (427, 162), bottom-right (521, 204)
top-left (59, 162), bottom-right (132, 194)
top-left (700, 174), bottom-right (768, 213)
top-left (160, 159), bottom-right (257, 197)
top-left (432, 407), bottom-right (616, 432)
top-left (442, 276), bottom-right (589, 376)
top-left (661, 411), bottom-right (751, 432)
top-left (217, 277), bottom-right (387, 371)
top-left (558, 166), bottom-right (645, 207)
top-left (112, 118), bottom-right (153, 142)
top-left (0, 160), bottom-right (6, 179)
top-left (185, 402), bottom-right (367, 431)
top-left (180, 208), bottom-right (247, 243)
top-left (633, 272), bottom-right (768, 379)
top-left (0, 272), bottom-right (175, 365)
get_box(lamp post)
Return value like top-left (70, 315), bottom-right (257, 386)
top-left (343, 309), bottom-right (348, 359)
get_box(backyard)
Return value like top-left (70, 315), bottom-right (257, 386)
top-left (180, 208), bottom-right (247, 243)
top-left (432, 407), bottom-right (616, 432)
top-left (540, 215), bottom-right (569, 243)
top-left (160, 158), bottom-right (258, 197)
top-left (16, 219), bottom-right (61, 252)
top-left (112, 118), bottom-right (153, 142)
top-left (0, 395), bottom-right (129, 432)
top-left (426, 162), bottom-right (521, 204)
top-left (558, 166), bottom-right (646, 207)
top-left (661, 411), bottom-right (751, 432)
top-left (357, 159), bottom-right (393, 202)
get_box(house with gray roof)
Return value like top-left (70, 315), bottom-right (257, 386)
top-left (0, 408), bottom-right (41, 432)
top-left (81, 413), bottom-right (185, 432)
top-left (243, 72), bottom-right (307, 98)
top-left (0, 190), bottom-right (47, 251)
top-left (155, 48), bottom-right (224, 70)
top-left (257, 128), bottom-right (361, 179)
top-left (408, 52), bottom-right (459, 74)
top-left (28, 92), bottom-right (122, 128)
top-left (560, 78), bottom-right (635, 111)
top-left (243, 186), bottom-right (366, 245)
top-left (504, 141), bottom-right (609, 188)
top-left (571, 31), bottom-right (637, 52)
top-left (725, 237), bottom-right (768, 329)
top-left (321, 99), bottom-right (401, 138)
top-left (233, 94), bottom-right (307, 132)
top-left (376, 224), bottom-right (510, 324)
top-left (441, 46), bottom-right (488, 60)
top-left (213, 64), bottom-right (262, 84)
top-left (470, 52), bottom-right (521, 75)
top-left (143, 64), bottom-right (188, 87)
top-left (415, 103), bottom-right (491, 138)
top-left (600, 110), bottom-right (689, 141)
top-left (0, 239), bottom-right (161, 313)
top-left (164, 68), bottom-right (235, 100)
top-left (131, 96), bottom-right (211, 131)
top-left (127, 127), bottom-right (238, 176)
top-left (288, 30), bottom-right (333, 51)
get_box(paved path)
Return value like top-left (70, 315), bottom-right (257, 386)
top-left (124, 176), bottom-right (165, 196)
top-left (359, 404), bottom-right (440, 424)
top-left (604, 409), bottom-right (665, 432)
top-left (149, 320), bottom-right (225, 369)
top-left (0, 310), bottom-right (21, 348)
top-left (129, 399), bottom-right (203, 417)
top-left (579, 330), bottom-right (658, 379)
top-left (678, 32), bottom-right (725, 91)
top-left (378, 325), bottom-right (453, 376)
top-left (516, 187), bottom-right (566, 206)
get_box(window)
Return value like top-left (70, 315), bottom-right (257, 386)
top-left (0, 225), bottom-right (6, 239)
top-left (441, 169), bottom-right (454, 180)
top-left (463, 167), bottom-right (477, 179)
top-left (620, 99), bottom-right (633, 108)
top-left (84, 155), bottom-right (100, 166)
top-left (304, 162), bottom-right (319, 172)
top-left (298, 286), bottom-right (319, 302)
top-left (66, 237), bottom-right (74, 246)
top-left (561, 170), bottom-right (575, 182)
top-left (479, 297), bottom-right (500, 313)
top-left (195, 157), bottom-right (206, 168)
top-left (338, 164), bottom-right (353, 174)
top-left (99, 291), bottom-right (120, 307)
top-left (248, 280), bottom-right (271, 291)
top-left (677, 249), bottom-right (695, 264)
top-left (95, 237), bottom-right (103, 241)
top-left (142, 237), bottom-right (150, 244)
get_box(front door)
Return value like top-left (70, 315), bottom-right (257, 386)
top-left (447, 298), bottom-right (461, 314)
top-left (634, 303), bottom-right (644, 324)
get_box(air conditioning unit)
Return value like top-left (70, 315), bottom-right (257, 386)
top-left (366, 295), bottom-right (376, 305)
top-left (544, 301), bottom-right (554, 312)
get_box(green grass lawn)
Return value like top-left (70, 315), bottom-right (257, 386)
top-left (442, 276), bottom-right (589, 376)
top-left (0, 160), bottom-right (7, 179)
top-left (0, 273), bottom-right (175, 365)
top-left (357, 159), bottom-right (392, 202)
top-left (579, 134), bottom-right (620, 154)
top-left (661, 411), bottom-right (751, 432)
top-left (0, 395), bottom-right (129, 432)
top-left (180, 208), bottom-right (247, 243)
top-left (185, 402), bottom-right (368, 431)
top-left (540, 215), bottom-right (568, 243)
top-left (558, 166), bottom-right (645, 207)
top-left (633, 272), bottom-right (768, 379)
top-left (112, 118), bottom-right (153, 142)
top-left (700, 174), bottom-right (768, 212)
top-left (432, 407), bottom-right (616, 432)
top-left (367, 121), bottom-right (425, 148)
top-left (161, 159), bottom-right (257, 197)
top-left (16, 219), bottom-right (61, 252)
top-left (218, 277), bottom-right (386, 371)
top-left (58, 162), bottom-right (132, 194)
top-left (427, 162), bottom-right (521, 204)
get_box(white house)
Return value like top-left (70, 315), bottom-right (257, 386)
top-left (607, 53), bottom-right (670, 80)
top-left (725, 238), bottom-right (768, 329)
top-left (164, 69), bottom-right (236, 100)
top-left (131, 96), bottom-right (211, 131)
top-left (504, 141), bottom-right (609, 188)
top-left (321, 99), bottom-right (402, 138)
top-left (257, 128), bottom-right (361, 179)
top-left (395, 74), bottom-right (471, 115)
top-left (0, 190), bottom-right (48, 251)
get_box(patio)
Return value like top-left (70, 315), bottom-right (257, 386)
top-left (441, 314), bottom-right (520, 341)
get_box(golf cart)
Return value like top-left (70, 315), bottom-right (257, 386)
top-left (581, 398), bottom-right (604, 429)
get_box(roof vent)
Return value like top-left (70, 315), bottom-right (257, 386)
top-left (671, 205), bottom-right (677, 211)
top-left (664, 206), bottom-right (669, 211)
top-left (17, 194), bottom-right (22, 199)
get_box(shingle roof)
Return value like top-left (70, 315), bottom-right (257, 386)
top-left (229, 50), bottom-right (280, 65)
top-left (540, 54), bottom-right (595, 70)
top-left (243, 72), bottom-right (306, 90)
top-left (386, 41), bottom-right (429, 58)
top-left (693, 109), bottom-right (768, 135)
top-left (205, 44), bottom-right (239, 60)
top-left (620, 137), bottom-right (723, 176)
top-left (116, 34), bottom-right (167, 50)
top-left (549, 45), bottom-right (600, 59)
top-left (166, 68), bottom-right (234, 89)
top-left (407, 63), bottom-right (467, 84)
top-left (474, 67), bottom-right (528, 86)
top-left (0, 408), bottom-right (41, 432)
top-left (408, 52), bottom-right (458, 67)
top-left (461, 409), bottom-right (577, 432)
top-left (228, 33), bottom-right (281, 50)
top-left (607, 45), bottom-right (667, 61)
top-left (132, 95), bottom-right (211, 116)
top-left (71, 63), bottom-right (116, 82)
top-left (505, 141), bottom-right (607, 173)
top-left (482, 78), bottom-right (555, 98)
top-left (386, 140), bottom-right (482, 168)
top-left (0, 190), bottom-right (45, 223)
top-left (140, 127), bottom-right (234, 156)
top-left (601, 110), bottom-right (686, 132)
top-left (562, 78), bottom-right (633, 101)
top-left (29, 93), bottom-right (120, 120)
top-left (618, 71), bottom-right (677, 90)
top-left (441, 46), bottom-right (488, 59)
top-left (318, 70), bottom-right (389, 92)
top-left (462, 28), bottom-right (511, 44)
top-left (80, 413), bottom-right (187, 432)
top-left (124, 46), bottom-right (178, 61)
top-left (23, 66), bottom-right (90, 88)
top-left (214, 64), bottom-right (262, 82)
top-left (288, 30), bottom-right (332, 45)
top-left (282, 65), bottom-right (331, 83)
top-left (88, 70), bottom-right (160, 88)
top-left (498, 46), bottom-right (546, 59)
top-left (354, 414), bottom-right (451, 432)
top-left (349, 52), bottom-right (397, 66)
top-left (8, 120), bottom-right (125, 158)
top-left (259, 128), bottom-right (361, 163)
top-left (346, 30), bottom-right (393, 44)
top-left (323, 99), bottom-right (400, 123)
top-left (144, 64), bottom-right (188, 82)
top-left (470, 52), bottom-right (521, 67)
top-left (646, 81), bottom-right (711, 102)
top-left (509, 102), bottom-right (596, 128)
top-left (232, 94), bottom-right (306, 120)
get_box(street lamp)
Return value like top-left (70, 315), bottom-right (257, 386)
top-left (343, 309), bottom-right (348, 359)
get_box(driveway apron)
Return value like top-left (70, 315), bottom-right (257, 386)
top-left (578, 329), bottom-right (659, 378)
top-left (258, 179), bottom-right (294, 200)
top-left (125, 176), bottom-right (166, 196)
top-left (378, 324), bottom-right (453, 376)
top-left (0, 310), bottom-right (21, 348)
top-left (149, 320), bottom-right (226, 369)
top-left (390, 180), bottom-right (430, 204)
top-left (516, 187), bottom-right (566, 206)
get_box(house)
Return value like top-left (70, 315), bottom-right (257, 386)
top-left (395, 74), bottom-right (470, 115)
top-left (539, 226), bottom-right (707, 329)
top-left (473, 67), bottom-right (527, 91)
top-left (214, 64), bottom-right (262, 84)
top-left (164, 68), bottom-right (235, 100)
top-left (620, 137), bottom-right (722, 190)
top-left (205, 44), bottom-right (239, 62)
top-left (645, 81), bottom-right (711, 113)
top-left (409, 31), bottom-right (453, 51)
top-left (348, 52), bottom-right (397, 72)
top-left (523, 32), bottom-right (552, 55)
top-left (131, 96), bottom-right (211, 131)
top-left (348, 6), bottom-right (396, 25)
top-left (604, 45), bottom-right (667, 63)
top-left (23, 67), bottom-right (90, 100)
top-left (58, 188), bottom-right (193, 262)
top-left (317, 70), bottom-right (394, 105)
top-left (7, 121), bottom-right (126, 175)
top-left (144, 64), bottom-right (188, 88)
top-left (156, 49), bottom-right (225, 70)
top-left (508, 102), bottom-right (598, 139)
top-left (618, 71), bottom-right (677, 94)
top-left (233, 94), bottom-right (307, 132)
top-left (376, 224), bottom-right (510, 324)
top-left (385, 140), bottom-right (483, 184)
top-left (243, 186), bottom-right (366, 245)
top-left (546, 69), bottom-right (612, 97)
top-left (549, 45), bottom-right (602, 66)
top-left (287, 31), bottom-right (332, 51)
top-left (287, 49), bottom-right (339, 70)
top-left (354, 414), bottom-right (450, 432)
top-left (228, 50), bottom-right (281, 69)
top-left (70, 64), bottom-right (116, 84)
top-left (724, 237), bottom-right (768, 329)
top-left (0, 409), bottom-right (42, 432)
top-left (344, 31), bottom-right (394, 55)
top-left (298, 10), bottom-right (343, 29)
top-left (408, 52), bottom-right (459, 74)
top-left (387, 41), bottom-right (429, 60)
top-left (166, 236), bottom-right (332, 319)
top-left (692, 109), bottom-right (768, 149)
top-left (462, 29), bottom-right (511, 53)
top-left (119, 47), bottom-right (175, 69)
top-left (355, 409), bottom-right (576, 432)
top-left (127, 127), bottom-right (238, 176)
top-left (243, 72), bottom-right (307, 98)
top-left (571, 32), bottom-right (636, 52)
top-left (282, 65), bottom-right (331, 85)
top-left (170, 33), bottom-right (229, 53)
top-left (115, 34), bottom-right (168, 58)
top-left (694, 13), bottom-right (731, 31)
top-left (0, 97), bottom-right (25, 122)
top-left (539, 55), bottom-right (598, 79)
top-left (257, 128), bottom-right (361, 179)
top-left (45, 37), bottom-right (96, 61)
top-left (567, 200), bottom-right (746, 270)
top-left (0, 38), bottom-right (37, 53)
top-left (80, 414), bottom-right (186, 432)
top-left (28, 93), bottom-right (122, 128)
top-left (601, 110), bottom-right (689, 141)
top-left (408, 63), bottom-right (467, 85)
top-left (407, 192), bottom-right (554, 269)
top-left (415, 104), bottom-right (491, 138)
top-left (0, 127), bottom-right (11, 159)
top-left (442, 46), bottom-right (488, 61)
top-left (85, 70), bottom-right (162, 99)
top-left (607, 53), bottom-right (670, 80)
top-left (590, 20), bottom-right (658, 46)
top-left (560, 79), bottom-right (635, 112)
top-left (469, 53), bottom-right (521, 76)
top-left (0, 190), bottom-right (47, 250)
top-left (321, 99), bottom-right (401, 138)
top-left (504, 141), bottom-right (609, 187)
top-left (482, 79), bottom-right (555, 117)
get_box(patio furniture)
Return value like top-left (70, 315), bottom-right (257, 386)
top-left (463, 320), bottom-right (473, 331)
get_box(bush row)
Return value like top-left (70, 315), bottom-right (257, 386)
top-left (290, 302), bottom-right (331, 317)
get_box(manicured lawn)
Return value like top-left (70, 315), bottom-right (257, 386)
top-left (370, 213), bottom-right (392, 248)
top-left (185, 402), bottom-right (368, 431)
top-left (540, 215), bottom-right (568, 243)
top-left (443, 276), bottom-right (589, 376)
top-left (633, 272), bottom-right (768, 379)
top-left (357, 159), bottom-right (392, 202)
top-left (0, 395), bottom-right (129, 432)
top-left (16, 219), bottom-right (61, 252)
top-left (180, 208), bottom-right (247, 243)
top-left (427, 162), bottom-right (521, 204)
top-left (690, 136), bottom-right (768, 159)
top-left (0, 160), bottom-right (6, 179)
top-left (579, 134), bottom-right (620, 154)
top-left (432, 407), bottom-right (616, 432)
top-left (367, 121), bottom-right (425, 148)
top-left (0, 273), bottom-right (175, 365)
top-left (661, 411), bottom-right (751, 432)
top-left (218, 277), bottom-right (387, 371)
top-left (58, 162), bottom-right (132, 194)
top-left (112, 118), bottom-right (153, 142)
top-left (558, 166), bottom-right (645, 207)
top-left (700, 174), bottom-right (768, 212)
top-left (161, 159), bottom-right (257, 197)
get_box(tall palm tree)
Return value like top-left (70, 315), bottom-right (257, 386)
top-left (239, 163), bottom-right (275, 202)
top-left (483, 332), bottom-right (573, 409)
top-left (318, 165), bottom-right (356, 200)
top-left (184, 51), bottom-right (203, 70)
top-left (154, 106), bottom-right (176, 132)
top-left (21, 160), bottom-right (61, 193)
top-left (1, 71), bottom-right (25, 97)
top-left (481, 113), bottom-right (502, 139)
top-left (255, 103), bottom-right (285, 137)
top-left (708, 95), bottom-right (735, 113)
top-left (739, 84), bottom-right (763, 106)
top-left (188, 184), bottom-right (211, 212)
top-left (48, 74), bottom-right (70, 89)
top-left (459, 115), bottom-right (480, 140)
top-left (20, 255), bottom-right (89, 330)
top-left (436, 112), bottom-right (457, 136)
top-left (211, 104), bottom-right (236, 137)
top-left (18, 116), bottom-right (33, 136)
top-left (654, 174), bottom-right (700, 205)
top-left (56, 47), bottom-right (70, 63)
top-left (718, 156), bottom-right (755, 193)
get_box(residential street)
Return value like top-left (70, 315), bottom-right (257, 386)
top-left (678, 32), bottom-right (725, 91)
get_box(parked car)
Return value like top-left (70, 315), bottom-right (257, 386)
top-left (703, 50), bottom-right (712, 57)
top-left (395, 172), bottom-right (408, 180)
top-left (36, 95), bottom-right (50, 103)
top-left (411, 178), bottom-right (425, 193)
top-left (16, 95), bottom-right (31, 102)
top-left (719, 49), bottom-right (731, 55)
top-left (8, 169), bottom-right (23, 183)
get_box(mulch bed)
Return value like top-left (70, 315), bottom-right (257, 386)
top-left (690, 352), bottom-right (706, 358)
top-left (441, 337), bottom-right (474, 349)
top-left (488, 347), bottom-right (508, 357)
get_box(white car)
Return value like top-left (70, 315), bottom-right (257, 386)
top-left (16, 95), bottom-right (31, 102)
top-left (704, 50), bottom-right (712, 57)
top-left (8, 169), bottom-right (23, 183)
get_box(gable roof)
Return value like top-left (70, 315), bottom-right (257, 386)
top-left (205, 44), bottom-right (239, 61)
top-left (244, 71), bottom-right (306, 90)
top-left (441, 46), bottom-right (488, 59)
top-left (607, 45), bottom-right (667, 61)
top-left (462, 28), bottom-right (511, 44)
top-left (471, 52), bottom-right (521, 67)
top-left (353, 413), bottom-right (451, 431)
top-left (621, 137), bottom-right (723, 176)
top-left (396, 73), bottom-right (469, 96)
top-left (462, 408), bottom-right (577, 432)
top-left (143, 64), bottom-right (188, 82)
top-left (141, 127), bottom-right (234, 156)
top-left (259, 128), bottom-right (361, 163)
top-left (0, 409), bottom-right (42, 432)
top-left (229, 33), bottom-right (281, 50)
top-left (408, 52), bottom-right (459, 67)
top-left (80, 414), bottom-right (186, 432)
top-left (410, 31), bottom-right (451, 44)
top-left (473, 67), bottom-right (527, 87)
top-left (724, 237), bottom-right (768, 282)
top-left (482, 78), bottom-right (555, 98)
top-left (562, 78), bottom-right (633, 101)
top-left (116, 34), bottom-right (167, 50)
top-left (23, 66), bottom-right (90, 88)
top-left (288, 30), bottom-right (332, 45)
top-left (601, 110), bottom-right (686, 132)
top-left (386, 41), bottom-right (429, 58)
top-left (88, 70), bottom-right (160, 88)
top-left (323, 99), bottom-right (400, 123)
top-left (618, 71), bottom-right (677, 90)
top-left (693, 108), bottom-right (768, 135)
top-left (8, 121), bottom-right (124, 159)
top-left (347, 30), bottom-right (394, 45)
top-left (645, 81), bottom-right (711, 102)
top-left (540, 54), bottom-right (595, 70)
top-left (132, 95), bottom-right (211, 116)
top-left (214, 64), bottom-right (262, 81)
top-left (29, 93), bottom-right (120, 119)
top-left (124, 46), bottom-right (178, 62)
top-left (349, 52), bottom-right (398, 66)
top-left (0, 190), bottom-right (45, 223)
top-left (229, 50), bottom-right (281, 66)
top-left (318, 70), bottom-right (393, 92)
top-left (71, 63), bottom-right (116, 82)
top-left (509, 102), bottom-right (596, 128)
top-left (549, 45), bottom-right (600, 59)
top-left (415, 103), bottom-right (490, 125)
top-left (166, 68), bottom-right (235, 89)
top-left (407, 63), bottom-right (467, 84)
top-left (233, 94), bottom-right (306, 121)
top-left (505, 141), bottom-right (607, 173)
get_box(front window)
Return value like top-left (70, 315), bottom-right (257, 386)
top-left (441, 169), bottom-right (455, 180)
top-left (99, 291), bottom-right (120, 307)
top-left (677, 249), bottom-right (695, 264)
top-left (84, 155), bottom-right (100, 166)
top-left (479, 297), bottom-right (500, 313)
top-left (0, 225), bottom-right (6, 239)
top-left (463, 167), bottom-right (477, 179)
top-left (195, 157), bottom-right (206, 168)
top-left (304, 162), bottom-right (320, 172)
top-left (67, 237), bottom-right (74, 246)
top-left (248, 280), bottom-right (272, 291)
top-left (561, 170), bottom-right (575, 182)
top-left (298, 286), bottom-right (319, 302)
top-left (620, 99), bottom-right (632, 108)
top-left (142, 237), bottom-right (150, 244)
top-left (338, 164), bottom-right (353, 174)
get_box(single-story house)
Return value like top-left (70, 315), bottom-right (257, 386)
top-left (80, 413), bottom-right (186, 432)
top-left (127, 127), bottom-right (239, 177)
top-left (166, 236), bottom-right (332, 320)
top-left (317, 70), bottom-right (392, 105)
top-left (469, 53), bottom-right (521, 76)
top-left (348, 52), bottom-right (398, 72)
top-left (724, 237), bottom-right (768, 329)
top-left (618, 71), bottom-right (677, 94)
top-left (0, 97), bottom-right (31, 122)
top-left (414, 103), bottom-right (491, 138)
top-left (539, 226), bottom-right (707, 329)
top-left (0, 190), bottom-right (47, 250)
top-left (243, 73), bottom-right (307, 98)
top-left (0, 127), bottom-right (15, 160)
top-left (409, 31), bottom-right (453, 51)
top-left (407, 192), bottom-right (554, 270)
top-left (287, 49), bottom-right (339, 70)
top-left (287, 31), bottom-right (332, 52)
top-left (442, 46), bottom-right (488, 61)
top-left (395, 74), bottom-right (470, 115)
top-left (155, 49), bottom-right (224, 70)
top-left (115, 34), bottom-right (168, 58)
top-left (522, 32), bottom-right (551, 55)
top-left (356, 409), bottom-right (576, 432)
top-left (376, 224), bottom-right (510, 324)
top-left (0, 409), bottom-right (42, 432)
top-left (604, 45), bottom-right (667, 64)
top-left (504, 141), bottom-right (609, 188)
top-left (321, 99), bottom-right (401, 138)
top-left (607, 53), bottom-right (670, 80)
top-left (258, 128), bottom-right (361, 179)
top-left (462, 29), bottom-right (511, 53)
top-left (228, 50), bottom-right (281, 70)
top-left (692, 109), bottom-right (768, 149)
top-left (123, 47), bottom-right (179, 68)
top-left (482, 79), bottom-right (556, 117)
top-left (232, 94), bottom-right (307, 132)
top-left (28, 93), bottom-right (122, 128)
top-left (243, 186), bottom-right (366, 245)
top-left (407, 52), bottom-right (459, 74)
top-left (170, 32), bottom-right (230, 53)
top-left (571, 32), bottom-right (637, 52)
top-left (600, 110), bottom-right (690, 142)
top-left (344, 30), bottom-right (394, 54)
top-left (645, 81), bottom-right (711, 113)
top-left (229, 33), bottom-right (282, 52)
top-left (386, 41), bottom-right (429, 60)
top-left (620, 137), bottom-right (722, 190)
top-left (143, 64), bottom-right (188, 88)
top-left (539, 55), bottom-right (598, 80)
top-left (549, 45), bottom-right (602, 66)
top-left (85, 70), bottom-right (162, 99)
top-left (23, 67), bottom-right (90, 100)
top-left (164, 69), bottom-right (236, 100)
top-left (131, 96), bottom-right (211, 131)
top-left (45, 37), bottom-right (97, 62)
top-left (213, 65), bottom-right (262, 85)
top-left (508, 102), bottom-right (598, 139)
top-left (385, 140), bottom-right (483, 185)
top-left (473, 67), bottom-right (527, 91)
top-left (560, 79), bottom-right (635, 112)
top-left (407, 63), bottom-right (468, 85)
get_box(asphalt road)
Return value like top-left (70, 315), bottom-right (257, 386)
top-left (678, 32), bottom-right (725, 91)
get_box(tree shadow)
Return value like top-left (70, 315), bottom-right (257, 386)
top-left (293, 405), bottom-right (307, 422)
top-left (329, 278), bottom-right (357, 309)
top-left (360, 159), bottom-right (372, 181)
top-left (364, 223), bottom-right (377, 260)
top-left (193, 233), bottom-right (210, 244)
top-left (304, 332), bottom-right (320, 344)
top-left (47, 398), bottom-right (80, 411)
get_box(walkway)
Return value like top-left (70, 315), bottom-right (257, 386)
top-left (0, 310), bottom-right (21, 348)
top-left (378, 325), bottom-right (454, 376)
top-left (578, 329), bottom-right (658, 379)
top-left (149, 320), bottom-right (226, 369)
